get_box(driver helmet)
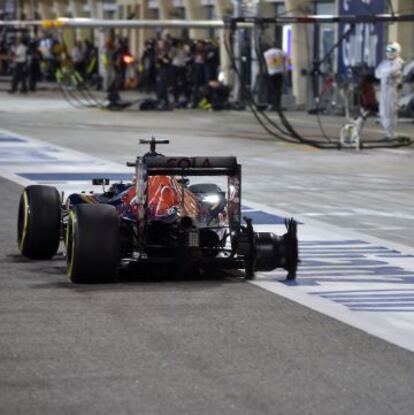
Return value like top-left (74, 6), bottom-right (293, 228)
top-left (385, 42), bottom-right (401, 60)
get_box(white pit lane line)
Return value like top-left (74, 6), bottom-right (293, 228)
top-left (1, 128), bottom-right (414, 352)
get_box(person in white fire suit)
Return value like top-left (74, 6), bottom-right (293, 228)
top-left (375, 42), bottom-right (404, 139)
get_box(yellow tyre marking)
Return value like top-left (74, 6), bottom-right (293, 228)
top-left (18, 191), bottom-right (29, 253)
top-left (67, 211), bottom-right (77, 281)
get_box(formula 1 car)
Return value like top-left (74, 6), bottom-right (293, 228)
top-left (17, 138), bottom-right (298, 283)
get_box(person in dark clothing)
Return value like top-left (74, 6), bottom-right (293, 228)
top-left (205, 39), bottom-right (220, 82)
top-left (140, 40), bottom-right (157, 93)
top-left (200, 80), bottom-right (230, 110)
top-left (112, 37), bottom-right (128, 91)
top-left (27, 39), bottom-right (42, 92)
top-left (156, 40), bottom-right (172, 110)
top-left (119, 37), bottom-right (130, 90)
top-left (105, 38), bottom-right (122, 106)
top-left (191, 41), bottom-right (207, 108)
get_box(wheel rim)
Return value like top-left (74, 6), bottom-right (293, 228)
top-left (17, 191), bottom-right (29, 252)
top-left (66, 211), bottom-right (76, 280)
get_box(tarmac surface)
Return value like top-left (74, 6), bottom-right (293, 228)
top-left (1, 91), bottom-right (414, 414)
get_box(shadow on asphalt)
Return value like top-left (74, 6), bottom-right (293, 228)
top-left (5, 252), bottom-right (247, 292)
top-left (28, 268), bottom-right (245, 292)
top-left (4, 253), bottom-right (64, 264)
top-left (28, 275), bottom-right (244, 293)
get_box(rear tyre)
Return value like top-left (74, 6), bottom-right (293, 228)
top-left (17, 185), bottom-right (61, 259)
top-left (67, 204), bottom-right (120, 283)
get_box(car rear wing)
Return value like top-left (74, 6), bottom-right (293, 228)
top-left (128, 155), bottom-right (241, 250)
top-left (127, 156), bottom-right (238, 176)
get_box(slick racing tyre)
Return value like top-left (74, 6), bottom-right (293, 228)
top-left (17, 185), bottom-right (61, 259)
top-left (66, 204), bottom-right (120, 284)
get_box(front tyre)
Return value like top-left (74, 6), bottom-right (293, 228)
top-left (67, 204), bottom-right (120, 283)
top-left (17, 185), bottom-right (61, 259)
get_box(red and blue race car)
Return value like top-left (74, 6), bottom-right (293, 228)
top-left (17, 139), bottom-right (298, 283)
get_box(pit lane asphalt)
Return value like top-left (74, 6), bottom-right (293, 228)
top-left (1, 93), bottom-right (414, 414)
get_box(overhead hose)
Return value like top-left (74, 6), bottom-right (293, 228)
top-left (225, 24), bottom-right (336, 148)
top-left (56, 66), bottom-right (147, 111)
top-left (225, 28), bottom-right (304, 144)
top-left (70, 71), bottom-right (101, 107)
top-left (259, 23), bottom-right (347, 148)
top-left (226, 17), bottom-right (413, 150)
top-left (224, 28), bottom-right (299, 144)
top-left (55, 69), bottom-right (89, 109)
